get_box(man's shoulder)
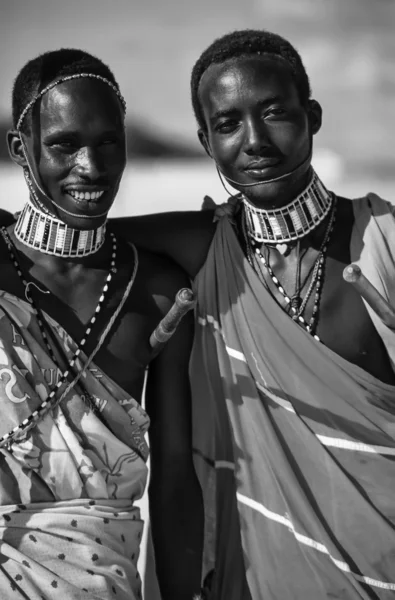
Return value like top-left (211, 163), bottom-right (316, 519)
top-left (350, 192), bottom-right (395, 226)
top-left (140, 249), bottom-right (192, 317)
top-left (137, 246), bottom-right (188, 280)
top-left (118, 242), bottom-right (190, 309)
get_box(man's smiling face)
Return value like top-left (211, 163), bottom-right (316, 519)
top-left (198, 55), bottom-right (321, 207)
top-left (26, 78), bottom-right (126, 228)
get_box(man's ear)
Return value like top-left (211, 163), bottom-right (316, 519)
top-left (7, 130), bottom-right (28, 167)
top-left (308, 100), bottom-right (322, 136)
top-left (198, 129), bottom-right (213, 159)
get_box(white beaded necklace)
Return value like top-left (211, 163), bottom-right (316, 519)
top-left (15, 200), bottom-right (106, 258)
top-left (242, 170), bottom-right (332, 255)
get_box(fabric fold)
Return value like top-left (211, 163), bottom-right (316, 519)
top-left (0, 292), bottom-right (149, 599)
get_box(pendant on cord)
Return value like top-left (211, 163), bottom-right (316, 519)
top-left (276, 243), bottom-right (291, 256)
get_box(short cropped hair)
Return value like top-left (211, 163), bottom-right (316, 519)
top-left (191, 29), bottom-right (312, 131)
top-left (12, 48), bottom-right (121, 133)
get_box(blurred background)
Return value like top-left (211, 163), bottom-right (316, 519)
top-left (1, 0), bottom-right (395, 219)
top-left (1, 1), bottom-right (394, 597)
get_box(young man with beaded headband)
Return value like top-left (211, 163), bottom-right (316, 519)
top-left (0, 49), bottom-right (203, 599)
top-left (106, 29), bottom-right (395, 599)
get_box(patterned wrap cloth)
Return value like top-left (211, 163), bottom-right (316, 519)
top-left (191, 194), bottom-right (395, 599)
top-left (0, 292), bottom-right (149, 599)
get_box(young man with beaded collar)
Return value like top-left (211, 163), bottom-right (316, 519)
top-left (106, 29), bottom-right (395, 600)
top-left (0, 49), bottom-right (203, 599)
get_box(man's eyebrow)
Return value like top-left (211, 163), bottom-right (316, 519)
top-left (210, 95), bottom-right (284, 122)
top-left (43, 129), bottom-right (77, 137)
top-left (210, 108), bottom-right (237, 122)
top-left (257, 95), bottom-right (283, 108)
top-left (43, 128), bottom-right (119, 139)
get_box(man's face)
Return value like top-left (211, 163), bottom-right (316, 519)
top-left (198, 55), bottom-right (320, 207)
top-left (25, 78), bottom-right (126, 227)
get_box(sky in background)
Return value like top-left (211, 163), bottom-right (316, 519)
top-left (1, 0), bottom-right (395, 171)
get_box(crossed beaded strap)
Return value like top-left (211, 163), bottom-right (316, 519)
top-left (0, 229), bottom-right (141, 450)
top-left (16, 73), bottom-right (126, 132)
top-left (1, 227), bottom-right (117, 360)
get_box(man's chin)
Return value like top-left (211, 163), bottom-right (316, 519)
top-left (241, 165), bottom-right (313, 208)
top-left (241, 178), bottom-right (301, 209)
top-left (241, 181), bottom-right (276, 202)
top-left (49, 194), bottom-right (114, 227)
top-left (221, 165), bottom-right (289, 197)
top-left (62, 211), bottom-right (108, 231)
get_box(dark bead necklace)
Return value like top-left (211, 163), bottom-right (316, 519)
top-left (243, 197), bottom-right (337, 341)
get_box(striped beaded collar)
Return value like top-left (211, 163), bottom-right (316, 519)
top-left (15, 200), bottom-right (106, 257)
top-left (242, 170), bottom-right (333, 250)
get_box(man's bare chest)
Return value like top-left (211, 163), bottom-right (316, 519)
top-left (260, 252), bottom-right (395, 384)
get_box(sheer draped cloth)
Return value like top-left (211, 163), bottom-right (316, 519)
top-left (191, 194), bottom-right (395, 599)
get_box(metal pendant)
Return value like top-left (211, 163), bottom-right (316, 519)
top-left (291, 294), bottom-right (302, 311)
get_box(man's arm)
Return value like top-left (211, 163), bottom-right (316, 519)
top-left (146, 302), bottom-right (203, 599)
top-left (110, 210), bottom-right (216, 279)
top-left (0, 206), bottom-right (217, 278)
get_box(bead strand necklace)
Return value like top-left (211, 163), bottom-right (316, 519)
top-left (1, 228), bottom-right (117, 365)
top-left (255, 199), bottom-right (336, 340)
top-left (0, 228), bottom-right (118, 439)
top-left (0, 232), bottom-right (139, 451)
top-left (243, 197), bottom-right (337, 341)
top-left (296, 198), bottom-right (337, 331)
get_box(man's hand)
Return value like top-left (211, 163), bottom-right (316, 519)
top-left (150, 288), bottom-right (195, 357)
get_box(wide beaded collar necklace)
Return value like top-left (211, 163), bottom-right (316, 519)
top-left (15, 200), bottom-right (106, 258)
top-left (242, 170), bottom-right (333, 255)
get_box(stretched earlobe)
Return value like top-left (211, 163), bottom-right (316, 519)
top-left (198, 129), bottom-right (213, 159)
top-left (7, 130), bottom-right (28, 167)
top-left (308, 100), bottom-right (323, 136)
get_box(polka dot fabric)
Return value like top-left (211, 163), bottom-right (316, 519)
top-left (0, 293), bottom-right (149, 598)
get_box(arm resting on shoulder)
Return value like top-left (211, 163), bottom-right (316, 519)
top-left (146, 307), bottom-right (203, 599)
top-left (109, 210), bottom-right (216, 279)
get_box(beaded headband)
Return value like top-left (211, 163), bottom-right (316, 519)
top-left (16, 72), bottom-right (127, 131)
top-left (242, 170), bottom-right (332, 245)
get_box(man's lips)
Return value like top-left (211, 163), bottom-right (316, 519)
top-left (241, 157), bottom-right (283, 181)
top-left (243, 157), bottom-right (282, 171)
